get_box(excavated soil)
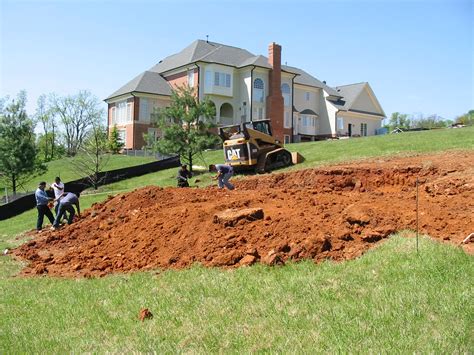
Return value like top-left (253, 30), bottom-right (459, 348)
top-left (14, 151), bottom-right (474, 277)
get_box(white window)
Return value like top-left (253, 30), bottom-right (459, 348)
top-left (302, 115), bottom-right (308, 126)
top-left (284, 135), bottom-right (291, 144)
top-left (284, 111), bottom-right (291, 128)
top-left (111, 107), bottom-right (116, 124)
top-left (205, 70), bottom-right (212, 91)
top-left (305, 92), bottom-right (310, 101)
top-left (253, 78), bottom-right (264, 103)
top-left (115, 100), bottom-right (132, 124)
top-left (337, 117), bottom-right (344, 130)
top-left (258, 107), bottom-right (264, 120)
top-left (281, 83), bottom-right (291, 107)
top-left (117, 129), bottom-right (126, 143)
top-left (147, 127), bottom-right (158, 140)
top-left (214, 72), bottom-right (231, 88)
top-left (139, 98), bottom-right (149, 122)
top-left (360, 123), bottom-right (368, 136)
top-left (188, 70), bottom-right (194, 87)
top-left (127, 103), bottom-right (132, 120)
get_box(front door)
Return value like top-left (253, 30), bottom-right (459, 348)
top-left (348, 123), bottom-right (352, 137)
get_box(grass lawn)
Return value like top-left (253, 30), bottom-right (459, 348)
top-left (2, 154), bottom-right (156, 197)
top-left (284, 126), bottom-right (474, 169)
top-left (0, 127), bottom-right (473, 352)
top-left (0, 235), bottom-right (472, 352)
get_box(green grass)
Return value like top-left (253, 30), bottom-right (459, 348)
top-left (0, 235), bottom-right (472, 352)
top-left (284, 126), bottom-right (474, 169)
top-left (0, 194), bottom-right (108, 242)
top-left (1, 127), bottom-right (473, 352)
top-left (2, 154), bottom-right (156, 196)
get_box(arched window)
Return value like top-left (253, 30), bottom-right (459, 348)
top-left (281, 83), bottom-right (291, 107)
top-left (220, 103), bottom-right (234, 125)
top-left (253, 78), bottom-right (264, 103)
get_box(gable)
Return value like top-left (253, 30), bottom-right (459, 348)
top-left (350, 87), bottom-right (384, 116)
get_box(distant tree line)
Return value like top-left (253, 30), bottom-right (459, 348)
top-left (0, 91), bottom-right (124, 194)
top-left (385, 110), bottom-right (473, 132)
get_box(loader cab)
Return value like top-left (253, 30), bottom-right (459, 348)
top-left (245, 119), bottom-right (272, 136)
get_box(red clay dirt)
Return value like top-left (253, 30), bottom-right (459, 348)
top-left (14, 151), bottom-right (474, 277)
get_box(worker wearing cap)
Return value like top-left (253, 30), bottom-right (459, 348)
top-left (210, 164), bottom-right (235, 190)
top-left (35, 181), bottom-right (54, 232)
top-left (177, 164), bottom-right (192, 188)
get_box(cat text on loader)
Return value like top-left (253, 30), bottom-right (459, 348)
top-left (218, 119), bottom-right (301, 173)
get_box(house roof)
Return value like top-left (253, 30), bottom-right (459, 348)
top-left (149, 40), bottom-right (339, 94)
top-left (149, 40), bottom-right (271, 73)
top-left (282, 65), bottom-right (341, 97)
top-left (106, 39), bottom-right (347, 100)
top-left (329, 82), bottom-right (366, 111)
top-left (105, 71), bottom-right (171, 100)
top-left (328, 82), bottom-right (385, 117)
top-left (300, 109), bottom-right (318, 116)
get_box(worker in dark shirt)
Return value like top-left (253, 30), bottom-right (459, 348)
top-left (210, 164), bottom-right (235, 190)
top-left (177, 164), bottom-right (192, 187)
top-left (52, 192), bottom-right (81, 229)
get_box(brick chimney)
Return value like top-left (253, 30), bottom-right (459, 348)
top-left (266, 42), bottom-right (285, 142)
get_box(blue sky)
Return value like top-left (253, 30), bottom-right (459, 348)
top-left (1, 0), bottom-right (472, 120)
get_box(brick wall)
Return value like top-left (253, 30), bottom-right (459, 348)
top-left (266, 42), bottom-right (290, 143)
top-left (166, 71), bottom-right (188, 89)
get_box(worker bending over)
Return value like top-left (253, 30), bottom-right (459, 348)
top-left (52, 192), bottom-right (81, 229)
top-left (210, 164), bottom-right (235, 190)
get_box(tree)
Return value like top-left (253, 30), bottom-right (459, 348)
top-left (70, 122), bottom-right (109, 190)
top-left (0, 92), bottom-right (46, 194)
top-left (152, 86), bottom-right (219, 173)
top-left (455, 110), bottom-right (474, 126)
top-left (35, 94), bottom-right (60, 161)
top-left (108, 125), bottom-right (124, 154)
top-left (37, 132), bottom-right (66, 160)
top-left (412, 114), bottom-right (449, 129)
top-left (51, 91), bottom-right (104, 156)
top-left (387, 112), bottom-right (411, 131)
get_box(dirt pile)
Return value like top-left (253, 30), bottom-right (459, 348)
top-left (14, 151), bottom-right (474, 277)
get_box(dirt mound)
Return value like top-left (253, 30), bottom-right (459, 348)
top-left (14, 151), bottom-right (474, 277)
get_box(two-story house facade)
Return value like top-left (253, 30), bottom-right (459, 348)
top-left (105, 40), bottom-right (385, 149)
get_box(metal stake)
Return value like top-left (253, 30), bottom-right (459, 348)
top-left (416, 178), bottom-right (419, 253)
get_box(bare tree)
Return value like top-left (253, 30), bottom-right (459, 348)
top-left (35, 94), bottom-right (60, 161)
top-left (51, 91), bottom-right (103, 156)
top-left (70, 122), bottom-right (110, 190)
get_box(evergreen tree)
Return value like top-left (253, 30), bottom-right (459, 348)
top-left (0, 91), bottom-right (46, 194)
top-left (108, 124), bottom-right (124, 154)
top-left (152, 86), bottom-right (219, 172)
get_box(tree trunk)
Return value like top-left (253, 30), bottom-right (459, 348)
top-left (188, 151), bottom-right (193, 174)
top-left (44, 136), bottom-right (48, 161)
top-left (12, 173), bottom-right (16, 195)
top-left (51, 125), bottom-right (55, 159)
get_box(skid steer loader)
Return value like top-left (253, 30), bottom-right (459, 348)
top-left (218, 119), bottom-right (295, 173)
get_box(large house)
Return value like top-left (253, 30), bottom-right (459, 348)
top-left (105, 40), bottom-right (386, 149)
